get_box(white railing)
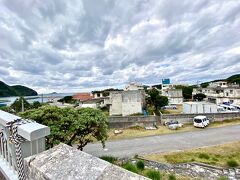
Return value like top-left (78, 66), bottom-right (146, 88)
top-left (0, 110), bottom-right (50, 180)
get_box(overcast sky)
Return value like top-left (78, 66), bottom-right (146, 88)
top-left (0, 0), bottom-right (240, 93)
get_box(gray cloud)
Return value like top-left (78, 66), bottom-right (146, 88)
top-left (0, 0), bottom-right (240, 93)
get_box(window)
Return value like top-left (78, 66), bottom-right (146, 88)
top-left (230, 90), bottom-right (233, 94)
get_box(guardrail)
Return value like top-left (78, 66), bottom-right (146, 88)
top-left (0, 110), bottom-right (50, 180)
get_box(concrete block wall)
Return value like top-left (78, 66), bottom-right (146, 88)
top-left (161, 112), bottom-right (240, 124)
top-left (108, 116), bottom-right (159, 128)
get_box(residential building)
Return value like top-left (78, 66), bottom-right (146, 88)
top-left (124, 82), bottom-right (144, 91)
top-left (193, 82), bottom-right (240, 104)
top-left (72, 93), bottom-right (93, 102)
top-left (109, 90), bottom-right (146, 116)
top-left (161, 79), bottom-right (183, 104)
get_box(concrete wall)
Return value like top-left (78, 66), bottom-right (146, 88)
top-left (108, 116), bottom-right (159, 129)
top-left (109, 90), bottom-right (145, 116)
top-left (109, 93), bottom-right (122, 115)
top-left (161, 112), bottom-right (240, 124)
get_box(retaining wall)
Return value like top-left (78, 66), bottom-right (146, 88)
top-left (161, 112), bottom-right (240, 124)
top-left (108, 116), bottom-right (159, 128)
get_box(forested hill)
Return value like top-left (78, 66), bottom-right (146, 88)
top-left (201, 74), bottom-right (240, 88)
top-left (0, 81), bottom-right (38, 97)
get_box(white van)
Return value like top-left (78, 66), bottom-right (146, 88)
top-left (193, 115), bottom-right (209, 128)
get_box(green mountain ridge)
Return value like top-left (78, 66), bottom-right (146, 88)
top-left (0, 81), bottom-right (38, 97)
top-left (201, 74), bottom-right (240, 88)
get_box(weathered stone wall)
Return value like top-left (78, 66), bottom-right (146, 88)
top-left (108, 116), bottom-right (159, 128)
top-left (161, 112), bottom-right (240, 124)
top-left (109, 92), bottom-right (122, 116)
top-left (24, 143), bottom-right (148, 180)
top-left (109, 90), bottom-right (145, 116)
top-left (133, 157), bottom-right (240, 180)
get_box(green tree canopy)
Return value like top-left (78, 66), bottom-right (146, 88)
top-left (11, 97), bottom-right (31, 113)
top-left (193, 93), bottom-right (206, 101)
top-left (19, 106), bottom-right (108, 150)
top-left (175, 85), bottom-right (193, 99)
top-left (146, 88), bottom-right (168, 112)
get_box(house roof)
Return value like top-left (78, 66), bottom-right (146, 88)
top-left (72, 93), bottom-right (93, 101)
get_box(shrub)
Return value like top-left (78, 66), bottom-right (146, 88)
top-left (226, 159), bottom-right (239, 167)
top-left (198, 153), bottom-right (210, 159)
top-left (168, 174), bottom-right (176, 180)
top-left (144, 169), bottom-right (161, 180)
top-left (100, 156), bottom-right (117, 164)
top-left (217, 176), bottom-right (229, 180)
top-left (136, 160), bottom-right (145, 171)
top-left (122, 163), bottom-right (138, 173)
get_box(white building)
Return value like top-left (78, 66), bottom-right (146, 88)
top-left (109, 90), bottom-right (146, 116)
top-left (193, 82), bottom-right (240, 104)
top-left (183, 102), bottom-right (218, 114)
top-left (162, 89), bottom-right (183, 104)
top-left (124, 82), bottom-right (144, 91)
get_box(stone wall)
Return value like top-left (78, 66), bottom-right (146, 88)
top-left (24, 143), bottom-right (148, 180)
top-left (161, 112), bottom-right (240, 124)
top-left (108, 116), bottom-right (159, 129)
top-left (134, 157), bottom-right (240, 180)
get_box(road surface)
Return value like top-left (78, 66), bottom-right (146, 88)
top-left (83, 125), bottom-right (240, 157)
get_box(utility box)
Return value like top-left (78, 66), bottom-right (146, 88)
top-left (183, 102), bottom-right (218, 114)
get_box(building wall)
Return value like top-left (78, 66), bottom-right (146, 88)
top-left (169, 97), bottom-right (183, 104)
top-left (109, 93), bottom-right (122, 115)
top-left (109, 90), bottom-right (145, 116)
top-left (183, 102), bottom-right (218, 114)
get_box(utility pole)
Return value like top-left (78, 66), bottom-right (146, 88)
top-left (21, 98), bottom-right (24, 112)
top-left (41, 94), bottom-right (43, 103)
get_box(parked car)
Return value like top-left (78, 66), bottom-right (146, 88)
top-left (161, 105), bottom-right (177, 110)
top-left (164, 120), bottom-right (183, 130)
top-left (193, 115), bottom-right (209, 128)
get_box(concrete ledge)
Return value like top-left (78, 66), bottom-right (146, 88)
top-left (24, 143), bottom-right (148, 180)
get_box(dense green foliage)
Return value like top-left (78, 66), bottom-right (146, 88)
top-left (0, 81), bottom-right (37, 97)
top-left (227, 74), bottom-right (240, 84)
top-left (92, 88), bottom-right (123, 97)
top-left (11, 97), bottom-right (31, 112)
top-left (200, 74), bottom-right (240, 88)
top-left (144, 169), bottom-right (161, 180)
top-left (58, 96), bottom-right (75, 104)
top-left (168, 174), bottom-right (176, 180)
top-left (20, 106), bottom-right (108, 150)
top-left (175, 85), bottom-right (193, 99)
top-left (226, 159), bottom-right (239, 167)
top-left (0, 106), bottom-right (16, 114)
top-left (122, 163), bottom-right (138, 173)
top-left (193, 93), bottom-right (206, 101)
top-left (100, 156), bottom-right (117, 163)
top-left (146, 89), bottom-right (168, 113)
top-left (136, 160), bottom-right (145, 171)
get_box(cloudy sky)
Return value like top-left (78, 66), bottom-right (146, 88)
top-left (0, 0), bottom-right (240, 93)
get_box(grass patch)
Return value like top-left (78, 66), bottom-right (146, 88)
top-left (122, 162), bottom-right (138, 173)
top-left (226, 159), bottom-right (239, 167)
top-left (136, 160), bottom-right (145, 171)
top-left (100, 156), bottom-right (117, 164)
top-left (144, 169), bottom-right (161, 180)
top-left (145, 141), bottom-right (240, 168)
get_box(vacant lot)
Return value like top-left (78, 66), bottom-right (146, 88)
top-left (145, 141), bottom-right (240, 168)
top-left (108, 118), bottom-right (240, 141)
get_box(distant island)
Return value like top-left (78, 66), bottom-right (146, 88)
top-left (0, 81), bottom-right (38, 97)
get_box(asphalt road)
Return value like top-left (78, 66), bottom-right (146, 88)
top-left (83, 125), bottom-right (240, 157)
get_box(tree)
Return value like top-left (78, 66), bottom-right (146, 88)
top-left (10, 97), bottom-right (31, 113)
top-left (175, 85), bottom-right (193, 99)
top-left (57, 96), bottom-right (75, 104)
top-left (146, 88), bottom-right (168, 113)
top-left (19, 106), bottom-right (108, 151)
top-left (193, 93), bottom-right (206, 101)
